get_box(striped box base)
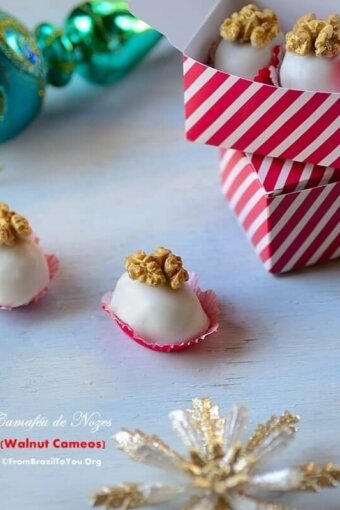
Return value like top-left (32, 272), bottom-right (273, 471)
top-left (220, 150), bottom-right (340, 274)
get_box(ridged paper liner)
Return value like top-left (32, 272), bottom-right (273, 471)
top-left (102, 272), bottom-right (220, 352)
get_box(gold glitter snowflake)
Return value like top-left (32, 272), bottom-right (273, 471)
top-left (92, 398), bottom-right (340, 510)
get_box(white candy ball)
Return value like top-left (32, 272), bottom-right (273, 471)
top-left (280, 51), bottom-right (340, 92)
top-left (110, 272), bottom-right (209, 345)
top-left (214, 39), bottom-right (273, 79)
top-left (0, 239), bottom-right (49, 308)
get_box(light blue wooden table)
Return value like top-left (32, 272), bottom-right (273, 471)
top-left (0, 1), bottom-right (339, 509)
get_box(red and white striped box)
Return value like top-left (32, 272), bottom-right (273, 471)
top-left (130, 0), bottom-right (339, 168)
top-left (184, 56), bottom-right (339, 168)
top-left (130, 0), bottom-right (340, 271)
top-left (220, 150), bottom-right (340, 273)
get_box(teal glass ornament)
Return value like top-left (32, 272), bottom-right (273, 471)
top-left (0, 88), bottom-right (4, 121)
top-left (65, 0), bottom-right (162, 85)
top-left (0, 11), bottom-right (46, 142)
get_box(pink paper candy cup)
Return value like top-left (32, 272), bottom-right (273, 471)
top-left (102, 272), bottom-right (220, 353)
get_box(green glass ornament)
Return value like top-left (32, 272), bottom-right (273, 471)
top-left (35, 23), bottom-right (75, 87)
top-left (0, 11), bottom-right (46, 142)
top-left (0, 1), bottom-right (161, 141)
top-left (65, 0), bottom-right (162, 85)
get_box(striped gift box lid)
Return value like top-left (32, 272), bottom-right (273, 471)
top-left (131, 0), bottom-right (340, 168)
top-left (247, 153), bottom-right (340, 196)
top-left (184, 57), bottom-right (340, 169)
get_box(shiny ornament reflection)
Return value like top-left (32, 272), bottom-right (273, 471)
top-left (65, 0), bottom-right (162, 85)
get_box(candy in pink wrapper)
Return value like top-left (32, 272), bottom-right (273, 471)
top-left (0, 203), bottom-right (59, 310)
top-left (214, 4), bottom-right (282, 81)
top-left (280, 13), bottom-right (340, 93)
top-left (102, 247), bottom-right (219, 352)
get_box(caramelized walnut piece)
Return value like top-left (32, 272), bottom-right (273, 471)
top-left (124, 250), bottom-right (166, 287)
top-left (152, 246), bottom-right (172, 267)
top-left (286, 13), bottom-right (340, 57)
top-left (220, 4), bottom-right (279, 48)
top-left (286, 29), bottom-right (313, 55)
top-left (125, 247), bottom-right (189, 290)
top-left (11, 214), bottom-right (32, 238)
top-left (329, 14), bottom-right (340, 31)
top-left (0, 203), bottom-right (10, 217)
top-left (164, 253), bottom-right (189, 290)
top-left (0, 203), bottom-right (32, 246)
top-left (0, 218), bottom-right (15, 246)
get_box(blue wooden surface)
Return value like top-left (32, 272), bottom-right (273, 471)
top-left (0, 2), bottom-right (340, 509)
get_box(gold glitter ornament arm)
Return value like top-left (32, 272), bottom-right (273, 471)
top-left (228, 493), bottom-right (295, 510)
top-left (170, 398), bottom-right (226, 460)
top-left (249, 463), bottom-right (340, 493)
top-left (92, 483), bottom-right (186, 509)
top-left (224, 405), bottom-right (249, 454)
top-left (299, 463), bottom-right (340, 491)
top-left (248, 468), bottom-right (306, 492)
top-left (114, 429), bottom-right (188, 472)
top-left (180, 495), bottom-right (219, 510)
top-left (243, 412), bottom-right (299, 461)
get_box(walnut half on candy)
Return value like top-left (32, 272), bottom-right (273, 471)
top-left (124, 250), bottom-right (166, 287)
top-left (286, 13), bottom-right (340, 57)
top-left (220, 4), bottom-right (279, 48)
top-left (125, 247), bottom-right (189, 290)
top-left (0, 202), bottom-right (32, 246)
